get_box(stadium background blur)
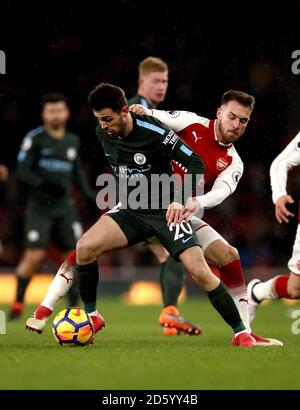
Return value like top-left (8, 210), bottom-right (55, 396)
top-left (0, 1), bottom-right (300, 300)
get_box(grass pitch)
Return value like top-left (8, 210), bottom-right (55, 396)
top-left (0, 298), bottom-right (300, 390)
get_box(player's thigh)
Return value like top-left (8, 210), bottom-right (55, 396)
top-left (23, 204), bottom-right (51, 249)
top-left (193, 219), bottom-right (227, 252)
top-left (151, 213), bottom-right (200, 260)
top-left (103, 209), bottom-right (154, 248)
top-left (77, 213), bottom-right (136, 255)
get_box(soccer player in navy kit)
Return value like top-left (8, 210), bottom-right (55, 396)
top-left (72, 83), bottom-right (255, 346)
top-left (10, 93), bottom-right (95, 319)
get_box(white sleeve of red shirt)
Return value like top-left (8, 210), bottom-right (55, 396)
top-left (270, 130), bottom-right (300, 204)
top-left (145, 109), bottom-right (209, 132)
top-left (146, 108), bottom-right (244, 209)
top-left (196, 146), bottom-right (244, 209)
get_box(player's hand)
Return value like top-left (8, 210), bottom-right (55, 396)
top-left (275, 194), bottom-right (295, 224)
top-left (166, 202), bottom-right (185, 226)
top-left (129, 104), bottom-right (149, 115)
top-left (182, 197), bottom-right (201, 221)
top-left (0, 164), bottom-right (9, 181)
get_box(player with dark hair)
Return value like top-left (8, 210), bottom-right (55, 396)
top-left (26, 88), bottom-right (282, 345)
top-left (28, 83), bottom-right (258, 347)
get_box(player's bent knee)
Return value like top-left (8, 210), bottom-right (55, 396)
top-left (186, 261), bottom-right (211, 286)
top-left (157, 253), bottom-right (169, 264)
top-left (221, 245), bottom-right (239, 266)
top-left (76, 237), bottom-right (101, 264)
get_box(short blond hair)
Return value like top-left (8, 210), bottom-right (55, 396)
top-left (138, 56), bottom-right (168, 78)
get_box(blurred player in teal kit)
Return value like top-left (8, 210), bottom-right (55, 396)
top-left (129, 56), bottom-right (201, 335)
top-left (10, 93), bottom-right (96, 319)
top-left (128, 56), bottom-right (169, 109)
top-left (0, 163), bottom-right (9, 258)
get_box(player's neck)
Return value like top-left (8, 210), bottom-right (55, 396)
top-left (215, 120), bottom-right (229, 145)
top-left (122, 114), bottom-right (134, 138)
top-left (137, 90), bottom-right (157, 108)
top-left (215, 119), bottom-right (222, 142)
top-left (45, 125), bottom-right (66, 139)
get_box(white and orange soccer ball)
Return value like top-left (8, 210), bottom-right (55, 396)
top-left (52, 308), bottom-right (94, 346)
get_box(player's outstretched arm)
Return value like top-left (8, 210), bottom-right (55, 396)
top-left (270, 130), bottom-right (300, 206)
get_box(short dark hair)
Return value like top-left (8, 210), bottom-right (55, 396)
top-left (221, 90), bottom-right (255, 111)
top-left (88, 83), bottom-right (128, 112)
top-left (41, 92), bottom-right (69, 107)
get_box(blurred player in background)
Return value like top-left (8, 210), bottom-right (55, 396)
top-left (0, 163), bottom-right (9, 258)
top-left (9, 93), bottom-right (96, 319)
top-left (248, 130), bottom-right (300, 322)
top-left (128, 57), bottom-right (200, 335)
top-left (128, 56), bottom-right (168, 109)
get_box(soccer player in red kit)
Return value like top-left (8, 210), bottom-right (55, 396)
top-left (248, 130), bottom-right (300, 323)
top-left (129, 90), bottom-right (282, 345)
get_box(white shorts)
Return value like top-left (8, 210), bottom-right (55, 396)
top-left (288, 224), bottom-right (300, 275)
top-left (191, 216), bottom-right (228, 253)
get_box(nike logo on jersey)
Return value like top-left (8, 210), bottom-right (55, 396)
top-left (104, 151), bottom-right (111, 157)
top-left (192, 130), bottom-right (201, 142)
top-left (238, 298), bottom-right (248, 304)
top-left (182, 236), bottom-right (193, 244)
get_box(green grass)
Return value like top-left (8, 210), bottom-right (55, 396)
top-left (0, 298), bottom-right (300, 390)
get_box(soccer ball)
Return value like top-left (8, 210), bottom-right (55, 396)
top-left (52, 307), bottom-right (94, 346)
